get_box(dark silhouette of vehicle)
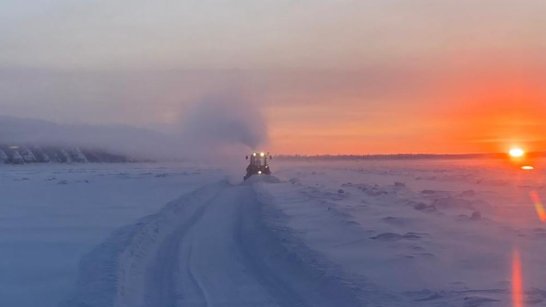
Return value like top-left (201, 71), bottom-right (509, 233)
top-left (244, 152), bottom-right (272, 180)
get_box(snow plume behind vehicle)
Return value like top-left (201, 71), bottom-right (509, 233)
top-left (0, 93), bottom-right (268, 169)
top-left (177, 94), bottom-right (269, 180)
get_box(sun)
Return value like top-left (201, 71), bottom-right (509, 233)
top-left (509, 147), bottom-right (525, 158)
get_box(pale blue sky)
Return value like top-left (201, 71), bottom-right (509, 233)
top-left (1, 0), bottom-right (545, 70)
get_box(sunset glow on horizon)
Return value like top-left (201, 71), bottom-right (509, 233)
top-left (268, 82), bottom-right (546, 155)
top-left (259, 60), bottom-right (546, 155)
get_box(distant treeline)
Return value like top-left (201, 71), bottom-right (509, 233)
top-left (0, 144), bottom-right (132, 164)
top-left (274, 152), bottom-right (546, 161)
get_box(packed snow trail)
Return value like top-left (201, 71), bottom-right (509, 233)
top-left (145, 184), bottom-right (283, 306)
top-left (63, 179), bottom-right (362, 307)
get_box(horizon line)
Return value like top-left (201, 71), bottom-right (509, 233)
top-left (273, 152), bottom-right (546, 160)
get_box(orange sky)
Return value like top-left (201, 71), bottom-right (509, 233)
top-left (264, 63), bottom-right (546, 155)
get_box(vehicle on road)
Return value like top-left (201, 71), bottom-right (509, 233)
top-left (244, 152), bottom-right (272, 180)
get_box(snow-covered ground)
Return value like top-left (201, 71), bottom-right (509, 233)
top-left (265, 159), bottom-right (546, 306)
top-left (2, 159), bottom-right (546, 306)
top-left (0, 163), bottom-right (222, 307)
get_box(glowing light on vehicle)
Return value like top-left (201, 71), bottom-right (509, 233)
top-left (521, 165), bottom-right (535, 171)
top-left (530, 191), bottom-right (546, 222)
top-left (512, 249), bottom-right (524, 307)
top-left (509, 148), bottom-right (525, 158)
top-left (260, 152), bottom-right (265, 157)
top-left (258, 171), bottom-right (262, 174)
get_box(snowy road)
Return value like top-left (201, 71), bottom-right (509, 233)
top-left (145, 184), bottom-right (282, 307)
top-left (64, 179), bottom-right (362, 307)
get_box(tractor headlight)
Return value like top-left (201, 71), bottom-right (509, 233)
top-left (258, 171), bottom-right (262, 174)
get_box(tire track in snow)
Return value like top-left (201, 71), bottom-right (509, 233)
top-left (63, 179), bottom-right (364, 307)
top-left (60, 182), bottom-right (227, 307)
top-left (144, 188), bottom-right (223, 307)
top-left (173, 185), bottom-right (280, 307)
top-left (185, 245), bottom-right (209, 306)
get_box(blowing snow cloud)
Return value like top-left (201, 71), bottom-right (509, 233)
top-left (180, 94), bottom-right (267, 149)
top-left (0, 93), bottom-right (268, 162)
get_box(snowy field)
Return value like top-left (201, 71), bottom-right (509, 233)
top-left (268, 159), bottom-right (546, 306)
top-left (1, 159), bottom-right (546, 306)
top-left (0, 163), bottom-right (222, 307)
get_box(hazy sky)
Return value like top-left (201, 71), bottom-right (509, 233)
top-left (1, 0), bottom-right (545, 154)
